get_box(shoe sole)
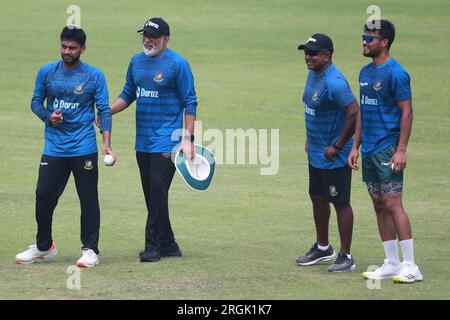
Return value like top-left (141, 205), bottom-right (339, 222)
top-left (76, 261), bottom-right (98, 268)
top-left (328, 263), bottom-right (356, 273)
top-left (15, 252), bottom-right (58, 265)
top-left (297, 252), bottom-right (336, 266)
top-left (362, 272), bottom-right (399, 280)
top-left (160, 252), bottom-right (182, 258)
top-left (140, 258), bottom-right (161, 262)
top-left (392, 276), bottom-right (423, 284)
top-left (16, 259), bottom-right (36, 265)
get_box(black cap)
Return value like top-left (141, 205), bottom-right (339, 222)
top-left (298, 33), bottom-right (333, 53)
top-left (137, 17), bottom-right (170, 37)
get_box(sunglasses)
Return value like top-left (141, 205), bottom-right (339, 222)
top-left (304, 49), bottom-right (330, 57)
top-left (362, 34), bottom-right (384, 43)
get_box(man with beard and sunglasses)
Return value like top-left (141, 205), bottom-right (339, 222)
top-left (16, 26), bottom-right (114, 268)
top-left (348, 20), bottom-right (423, 283)
top-left (296, 34), bottom-right (358, 272)
top-left (108, 17), bottom-right (197, 262)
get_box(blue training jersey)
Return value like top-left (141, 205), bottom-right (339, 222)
top-left (119, 49), bottom-right (198, 153)
top-left (359, 58), bottom-right (411, 157)
top-left (31, 60), bottom-right (112, 157)
top-left (302, 64), bottom-right (357, 169)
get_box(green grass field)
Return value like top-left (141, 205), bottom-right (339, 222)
top-left (1, 0), bottom-right (449, 299)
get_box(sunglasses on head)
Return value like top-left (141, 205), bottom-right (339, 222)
top-left (362, 34), bottom-right (384, 43)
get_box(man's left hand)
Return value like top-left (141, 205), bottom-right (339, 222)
top-left (390, 150), bottom-right (407, 173)
top-left (180, 140), bottom-right (195, 160)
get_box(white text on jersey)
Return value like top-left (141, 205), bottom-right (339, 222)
top-left (136, 87), bottom-right (159, 98)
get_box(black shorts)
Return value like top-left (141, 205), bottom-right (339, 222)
top-left (309, 164), bottom-right (352, 204)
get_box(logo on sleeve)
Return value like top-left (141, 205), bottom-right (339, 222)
top-left (74, 84), bottom-right (84, 94)
top-left (153, 72), bottom-right (164, 83)
top-left (312, 90), bottom-right (319, 101)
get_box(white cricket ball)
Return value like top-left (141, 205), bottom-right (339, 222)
top-left (103, 154), bottom-right (114, 166)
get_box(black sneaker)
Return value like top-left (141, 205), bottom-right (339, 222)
top-left (327, 252), bottom-right (356, 272)
top-left (139, 246), bottom-right (161, 262)
top-left (160, 242), bottom-right (182, 258)
top-left (296, 243), bottom-right (336, 266)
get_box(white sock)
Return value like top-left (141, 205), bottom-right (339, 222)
top-left (317, 244), bottom-right (329, 251)
top-left (399, 239), bottom-right (415, 264)
top-left (383, 240), bottom-right (400, 266)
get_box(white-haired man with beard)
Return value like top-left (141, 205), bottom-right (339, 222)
top-left (109, 17), bottom-right (198, 262)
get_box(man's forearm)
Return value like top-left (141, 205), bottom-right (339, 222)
top-left (351, 109), bottom-right (362, 150)
top-left (185, 114), bottom-right (195, 137)
top-left (336, 102), bottom-right (358, 148)
top-left (31, 99), bottom-right (51, 124)
top-left (111, 98), bottom-right (130, 115)
top-left (397, 108), bottom-right (413, 152)
top-left (102, 131), bottom-right (111, 149)
top-left (396, 100), bottom-right (413, 152)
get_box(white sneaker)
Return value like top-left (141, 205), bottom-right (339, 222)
top-left (16, 242), bottom-right (57, 264)
top-left (392, 261), bottom-right (423, 283)
top-left (76, 249), bottom-right (99, 268)
top-left (362, 259), bottom-right (401, 280)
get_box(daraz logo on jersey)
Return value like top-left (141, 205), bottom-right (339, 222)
top-left (53, 98), bottom-right (80, 109)
top-left (304, 103), bottom-right (316, 116)
top-left (360, 95), bottom-right (378, 106)
top-left (136, 86), bottom-right (159, 98)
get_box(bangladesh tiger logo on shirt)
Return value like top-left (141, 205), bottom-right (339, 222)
top-left (74, 84), bottom-right (84, 94)
top-left (154, 72), bottom-right (164, 83)
top-left (373, 81), bottom-right (382, 91)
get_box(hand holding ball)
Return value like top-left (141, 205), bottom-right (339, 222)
top-left (103, 154), bottom-right (115, 166)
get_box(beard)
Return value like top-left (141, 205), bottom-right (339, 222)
top-left (143, 42), bottom-right (164, 57)
top-left (62, 54), bottom-right (80, 65)
top-left (363, 46), bottom-right (381, 58)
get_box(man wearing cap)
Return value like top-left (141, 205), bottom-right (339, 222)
top-left (109, 17), bottom-right (197, 262)
top-left (296, 34), bottom-right (358, 272)
top-left (349, 20), bottom-right (422, 283)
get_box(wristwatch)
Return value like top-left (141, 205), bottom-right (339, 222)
top-left (186, 134), bottom-right (195, 142)
top-left (333, 142), bottom-right (343, 151)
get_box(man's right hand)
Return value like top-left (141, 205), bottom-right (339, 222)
top-left (50, 109), bottom-right (63, 126)
top-left (348, 147), bottom-right (359, 170)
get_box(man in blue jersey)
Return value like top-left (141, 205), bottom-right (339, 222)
top-left (349, 20), bottom-right (423, 283)
top-left (296, 34), bottom-right (358, 272)
top-left (15, 26), bottom-right (114, 268)
top-left (110, 18), bottom-right (197, 262)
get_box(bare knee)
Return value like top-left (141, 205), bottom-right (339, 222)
top-left (382, 193), bottom-right (404, 215)
top-left (370, 192), bottom-right (384, 214)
